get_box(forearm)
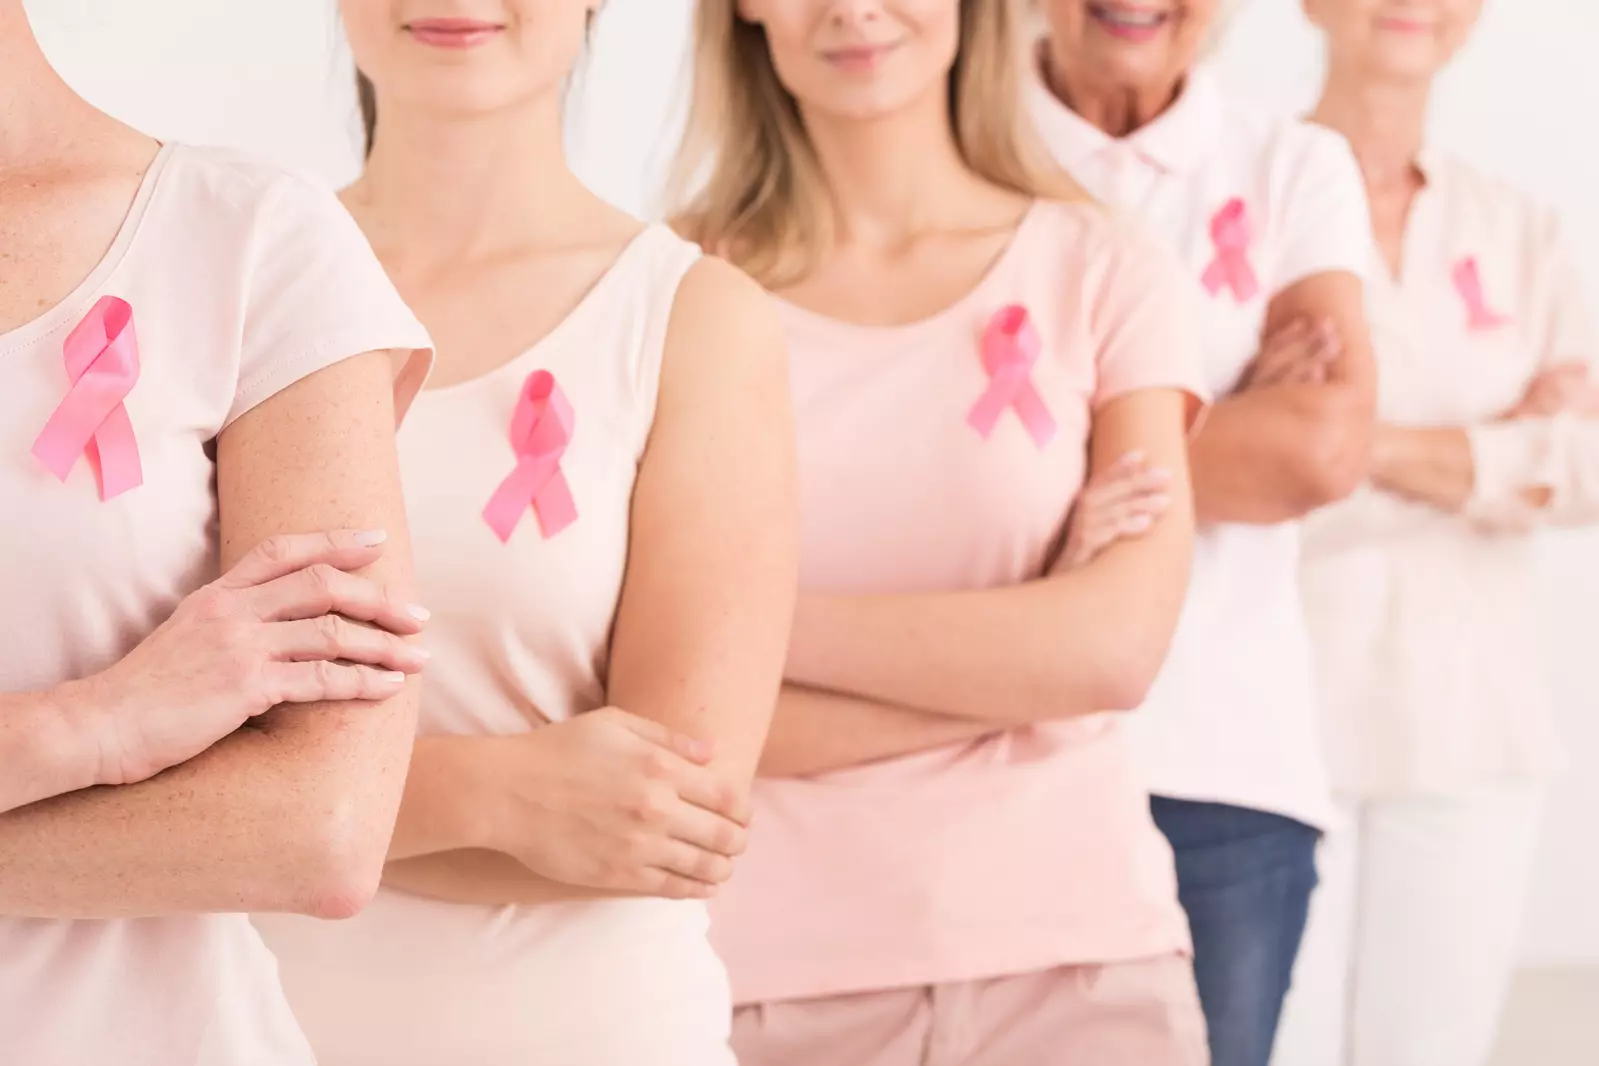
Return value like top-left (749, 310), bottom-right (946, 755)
top-left (0, 685), bottom-right (417, 920)
top-left (786, 524), bottom-right (1191, 726)
top-left (1191, 385), bottom-right (1372, 524)
top-left (385, 735), bottom-right (501, 862)
top-left (760, 685), bottom-right (1000, 778)
top-left (383, 850), bottom-right (615, 907)
top-left (1370, 424), bottom-right (1475, 512)
top-left (0, 686), bottom-right (100, 814)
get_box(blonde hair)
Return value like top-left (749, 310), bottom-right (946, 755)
top-left (669, 0), bottom-right (1087, 287)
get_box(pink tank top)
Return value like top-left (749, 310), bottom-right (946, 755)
top-left (254, 226), bottom-right (737, 1066)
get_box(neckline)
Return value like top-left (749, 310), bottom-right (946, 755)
top-left (0, 141), bottom-right (175, 355)
top-left (773, 201), bottom-right (1046, 344)
top-left (418, 223), bottom-right (670, 399)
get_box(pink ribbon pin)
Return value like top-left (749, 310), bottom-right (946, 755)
top-left (31, 295), bottom-right (143, 501)
top-left (1452, 256), bottom-right (1511, 331)
top-left (1201, 197), bottom-right (1260, 304)
top-left (967, 305), bottom-right (1057, 449)
top-left (482, 370), bottom-right (578, 543)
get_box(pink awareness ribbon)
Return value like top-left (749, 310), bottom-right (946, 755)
top-left (967, 304), bottom-right (1057, 449)
top-left (482, 370), bottom-right (578, 543)
top-left (1200, 197), bottom-right (1261, 303)
top-left (31, 295), bottom-right (143, 501)
top-left (1452, 256), bottom-right (1511, 330)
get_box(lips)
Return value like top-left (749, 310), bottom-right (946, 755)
top-left (404, 18), bottom-right (505, 49)
top-left (821, 41), bottom-right (901, 72)
top-left (1088, 2), bottom-right (1172, 42)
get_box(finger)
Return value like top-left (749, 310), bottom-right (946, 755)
top-left (220, 530), bottom-right (389, 590)
top-left (271, 616), bottom-right (430, 673)
top-left (640, 869), bottom-right (717, 901)
top-left (1081, 470), bottom-right (1173, 511)
top-left (260, 661), bottom-right (409, 707)
top-left (1083, 451), bottom-right (1147, 489)
top-left (247, 564), bottom-right (428, 635)
top-left (667, 801), bottom-right (750, 859)
top-left (1260, 318), bottom-right (1311, 353)
top-left (667, 760), bottom-right (752, 825)
top-left (650, 839), bottom-right (736, 887)
top-left (613, 709), bottom-right (714, 764)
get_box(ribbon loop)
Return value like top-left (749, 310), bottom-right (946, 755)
top-left (31, 295), bottom-right (143, 501)
top-left (967, 305), bottom-right (1057, 450)
top-left (482, 370), bottom-right (578, 542)
top-left (1452, 256), bottom-right (1511, 331)
top-left (1200, 197), bottom-right (1260, 304)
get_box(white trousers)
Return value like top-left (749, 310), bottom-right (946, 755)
top-left (1270, 782), bottom-right (1544, 1066)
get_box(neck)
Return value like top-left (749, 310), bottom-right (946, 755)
top-left (352, 88), bottom-right (588, 258)
top-left (801, 82), bottom-right (993, 248)
top-left (0, 1), bottom-right (96, 164)
top-left (1043, 41), bottom-right (1183, 138)
top-left (1310, 63), bottom-right (1430, 188)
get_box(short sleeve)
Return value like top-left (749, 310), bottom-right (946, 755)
top-left (1273, 126), bottom-right (1376, 291)
top-left (1090, 221), bottom-right (1211, 432)
top-left (1529, 208), bottom-right (1598, 373)
top-left (225, 175), bottom-right (434, 429)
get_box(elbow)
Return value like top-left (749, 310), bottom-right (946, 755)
top-left (1296, 402), bottom-right (1374, 509)
top-left (287, 791), bottom-right (393, 920)
top-left (1092, 628), bottom-right (1174, 713)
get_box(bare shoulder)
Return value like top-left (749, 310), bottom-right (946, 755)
top-left (663, 253), bottom-right (787, 375)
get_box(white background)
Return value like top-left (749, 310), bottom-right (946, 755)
top-left (26, 0), bottom-right (1598, 965)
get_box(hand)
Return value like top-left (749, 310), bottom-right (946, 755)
top-left (481, 707), bottom-right (750, 900)
top-left (1058, 451), bottom-right (1172, 570)
top-left (1504, 362), bottom-right (1599, 419)
top-left (75, 530), bottom-right (430, 787)
top-left (1241, 317), bottom-right (1342, 390)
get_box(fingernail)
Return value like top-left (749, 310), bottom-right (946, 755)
top-left (354, 530), bottom-right (388, 546)
top-left (1121, 449), bottom-right (1145, 464)
top-left (407, 604), bottom-right (431, 622)
top-left (1149, 494), bottom-right (1171, 508)
top-left (1129, 515), bottom-right (1152, 531)
top-left (413, 647), bottom-right (432, 661)
top-left (383, 671), bottom-right (407, 684)
top-left (1148, 467), bottom-right (1172, 483)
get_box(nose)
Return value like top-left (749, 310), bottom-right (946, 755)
top-left (825, 0), bottom-right (887, 26)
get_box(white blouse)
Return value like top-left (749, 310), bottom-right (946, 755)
top-left (1300, 149), bottom-right (1599, 798)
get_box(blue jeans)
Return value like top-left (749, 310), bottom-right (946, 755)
top-left (1151, 797), bottom-right (1320, 1066)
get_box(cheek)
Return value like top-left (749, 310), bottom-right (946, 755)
top-left (338, 0), bottom-right (392, 68)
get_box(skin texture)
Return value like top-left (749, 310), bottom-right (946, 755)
top-left (0, 0), bottom-right (423, 919)
top-left (337, 0), bottom-right (797, 904)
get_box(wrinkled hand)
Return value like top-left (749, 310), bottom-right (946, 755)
top-left (1504, 362), bottom-right (1599, 420)
top-left (80, 530), bottom-right (429, 787)
top-left (1059, 451), bottom-right (1172, 570)
top-left (483, 708), bottom-right (750, 900)
top-left (1242, 317), bottom-right (1342, 390)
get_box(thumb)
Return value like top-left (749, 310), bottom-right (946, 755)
top-left (614, 710), bottom-right (715, 764)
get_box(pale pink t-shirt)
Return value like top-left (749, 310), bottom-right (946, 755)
top-left (254, 226), bottom-right (739, 1066)
top-left (0, 144), bottom-right (431, 1066)
top-left (709, 200), bottom-right (1209, 1005)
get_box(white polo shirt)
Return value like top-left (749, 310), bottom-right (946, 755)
top-left (1030, 60), bottom-right (1375, 829)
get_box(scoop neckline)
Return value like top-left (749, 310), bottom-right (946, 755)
top-left (772, 200), bottom-right (1047, 344)
top-left (416, 223), bottom-right (670, 399)
top-left (0, 141), bottom-right (175, 356)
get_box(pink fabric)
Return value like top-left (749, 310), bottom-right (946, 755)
top-left (481, 369), bottom-right (578, 542)
top-left (1201, 197), bottom-right (1261, 303)
top-left (731, 954), bottom-right (1208, 1066)
top-left (31, 296), bottom-right (143, 499)
top-left (0, 143), bottom-right (432, 1066)
top-left (710, 201), bottom-right (1207, 1006)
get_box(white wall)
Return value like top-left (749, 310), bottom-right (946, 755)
top-left (28, 0), bottom-right (1598, 963)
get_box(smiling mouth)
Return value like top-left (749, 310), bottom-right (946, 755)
top-left (403, 18), bottom-right (506, 49)
top-left (1088, 3), bottom-right (1174, 38)
top-left (821, 41), bottom-right (902, 71)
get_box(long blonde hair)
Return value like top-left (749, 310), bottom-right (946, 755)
top-left (669, 0), bottom-right (1087, 287)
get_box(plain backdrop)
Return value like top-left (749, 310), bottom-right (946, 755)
top-left (26, 0), bottom-right (1599, 966)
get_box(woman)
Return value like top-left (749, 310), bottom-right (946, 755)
top-left (1028, 3), bottom-right (1379, 1062)
top-left (669, 1), bottom-right (1210, 1062)
top-left (250, 2), bottom-right (797, 1064)
top-left (1273, 3), bottom-right (1599, 1064)
top-left (0, 1), bottom-right (435, 1063)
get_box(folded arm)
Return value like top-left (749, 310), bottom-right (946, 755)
top-left (1191, 271), bottom-right (1377, 525)
top-left (0, 353), bottom-right (421, 920)
top-left (383, 257), bottom-right (798, 904)
top-left (783, 389), bottom-right (1195, 726)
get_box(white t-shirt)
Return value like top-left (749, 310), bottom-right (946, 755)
top-left (0, 143), bottom-right (431, 1066)
top-left (1031, 60), bottom-right (1375, 828)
